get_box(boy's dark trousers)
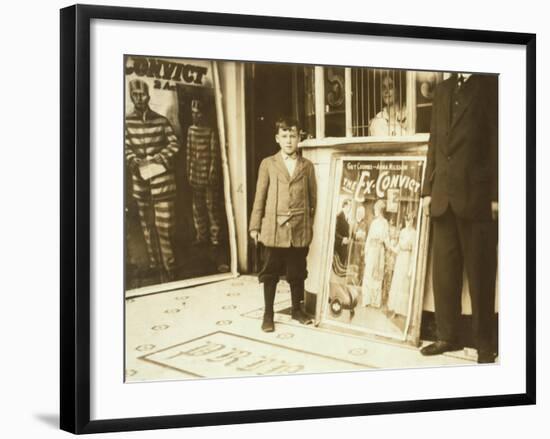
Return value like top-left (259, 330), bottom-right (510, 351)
top-left (259, 247), bottom-right (310, 321)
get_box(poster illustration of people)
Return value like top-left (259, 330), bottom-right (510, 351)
top-left (322, 156), bottom-right (426, 340)
top-left (124, 56), bottom-right (237, 295)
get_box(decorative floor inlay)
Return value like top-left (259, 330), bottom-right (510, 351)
top-left (125, 275), bottom-right (476, 383)
top-left (276, 332), bottom-right (295, 340)
top-left (139, 331), bottom-right (374, 379)
top-left (135, 344), bottom-right (156, 352)
top-left (152, 324), bottom-right (170, 331)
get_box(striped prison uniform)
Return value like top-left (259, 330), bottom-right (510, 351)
top-left (125, 109), bottom-right (180, 276)
top-left (186, 125), bottom-right (221, 244)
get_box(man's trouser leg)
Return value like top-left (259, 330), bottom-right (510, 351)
top-left (153, 200), bottom-right (176, 279)
top-left (192, 187), bottom-right (209, 243)
top-left (136, 199), bottom-right (160, 270)
top-left (205, 186), bottom-right (221, 245)
top-left (432, 208), bottom-right (463, 345)
top-left (457, 214), bottom-right (498, 356)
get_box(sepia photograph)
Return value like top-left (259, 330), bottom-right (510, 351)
top-left (124, 56), bottom-right (236, 295)
top-left (58, 3), bottom-right (537, 434)
top-left (124, 56), bottom-right (499, 382)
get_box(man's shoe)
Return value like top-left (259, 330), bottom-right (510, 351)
top-left (291, 309), bottom-right (313, 325)
top-left (420, 341), bottom-right (462, 356)
top-left (477, 351), bottom-right (497, 364)
top-left (261, 314), bottom-right (275, 332)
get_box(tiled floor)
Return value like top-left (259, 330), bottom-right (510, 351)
top-left (125, 275), bottom-right (477, 383)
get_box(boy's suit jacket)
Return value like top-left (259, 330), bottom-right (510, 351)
top-left (422, 74), bottom-right (498, 220)
top-left (250, 152), bottom-right (317, 248)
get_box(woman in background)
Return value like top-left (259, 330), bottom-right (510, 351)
top-left (369, 73), bottom-right (408, 137)
top-left (362, 200), bottom-right (391, 308)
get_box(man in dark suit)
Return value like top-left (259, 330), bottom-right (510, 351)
top-left (420, 73), bottom-right (498, 364)
top-left (335, 198), bottom-right (352, 265)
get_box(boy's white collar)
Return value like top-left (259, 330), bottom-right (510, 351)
top-left (281, 151), bottom-right (297, 160)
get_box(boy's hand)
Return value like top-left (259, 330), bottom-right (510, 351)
top-left (250, 230), bottom-right (260, 244)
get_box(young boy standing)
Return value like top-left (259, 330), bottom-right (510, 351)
top-left (249, 117), bottom-right (317, 332)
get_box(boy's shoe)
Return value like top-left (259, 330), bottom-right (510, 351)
top-left (291, 309), bottom-right (313, 325)
top-left (261, 314), bottom-right (275, 332)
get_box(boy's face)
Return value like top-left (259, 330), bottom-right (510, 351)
top-left (275, 126), bottom-right (299, 156)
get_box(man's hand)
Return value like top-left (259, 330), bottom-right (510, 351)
top-left (491, 201), bottom-right (499, 221)
top-left (250, 230), bottom-right (260, 245)
top-left (422, 196), bottom-right (432, 216)
top-left (129, 157), bottom-right (142, 175)
top-left (342, 237), bottom-right (350, 245)
top-left (151, 154), bottom-right (165, 165)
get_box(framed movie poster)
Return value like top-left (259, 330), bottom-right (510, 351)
top-left (319, 155), bottom-right (429, 344)
top-left (124, 55), bottom-right (238, 298)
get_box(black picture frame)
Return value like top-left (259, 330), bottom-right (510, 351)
top-left (60, 4), bottom-right (536, 434)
